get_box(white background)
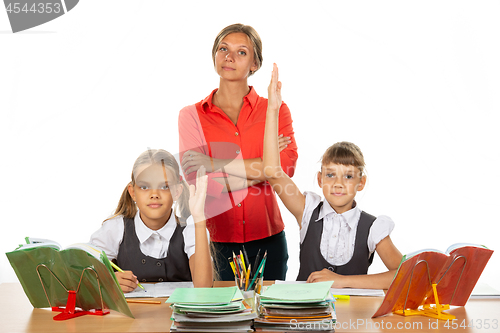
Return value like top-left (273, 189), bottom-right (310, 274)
top-left (1, 1), bottom-right (499, 290)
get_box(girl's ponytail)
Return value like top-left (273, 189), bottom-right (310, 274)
top-left (103, 182), bottom-right (137, 223)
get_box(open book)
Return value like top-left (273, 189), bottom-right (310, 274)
top-left (15, 238), bottom-right (107, 258)
top-left (6, 237), bottom-right (133, 318)
top-left (372, 243), bottom-right (493, 318)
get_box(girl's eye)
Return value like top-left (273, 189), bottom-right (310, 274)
top-left (326, 173), bottom-right (335, 178)
top-left (345, 175), bottom-right (354, 179)
top-left (238, 50), bottom-right (246, 56)
top-left (160, 185), bottom-right (170, 190)
top-left (219, 47), bottom-right (227, 52)
top-left (139, 186), bottom-right (149, 190)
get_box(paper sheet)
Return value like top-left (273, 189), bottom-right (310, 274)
top-left (330, 288), bottom-right (385, 296)
top-left (167, 286), bottom-right (238, 304)
top-left (125, 281), bottom-right (194, 298)
top-left (274, 280), bottom-right (385, 296)
top-left (262, 281), bottom-right (333, 301)
top-left (470, 282), bottom-right (500, 299)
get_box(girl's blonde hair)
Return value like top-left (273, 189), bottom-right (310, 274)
top-left (321, 142), bottom-right (366, 176)
top-left (212, 23), bottom-right (263, 76)
top-left (106, 149), bottom-right (190, 224)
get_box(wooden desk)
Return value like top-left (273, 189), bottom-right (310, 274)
top-left (1, 282), bottom-right (499, 332)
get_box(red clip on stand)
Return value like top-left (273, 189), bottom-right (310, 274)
top-left (51, 290), bottom-right (110, 321)
top-left (36, 265), bottom-right (111, 321)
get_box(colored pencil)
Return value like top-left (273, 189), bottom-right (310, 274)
top-left (333, 295), bottom-right (350, 300)
top-left (248, 251), bottom-right (267, 290)
top-left (248, 262), bottom-right (264, 290)
top-left (245, 264), bottom-right (251, 290)
top-left (229, 257), bottom-right (237, 276)
top-left (256, 277), bottom-right (262, 294)
top-left (126, 299), bottom-right (161, 304)
top-left (240, 250), bottom-right (246, 272)
top-left (251, 248), bottom-right (261, 277)
top-left (241, 245), bottom-right (250, 271)
top-left (259, 256), bottom-right (267, 278)
top-left (232, 252), bottom-right (240, 279)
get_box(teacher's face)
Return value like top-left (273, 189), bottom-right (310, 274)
top-left (214, 32), bottom-right (258, 81)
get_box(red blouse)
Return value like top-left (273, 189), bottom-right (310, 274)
top-left (178, 87), bottom-right (298, 243)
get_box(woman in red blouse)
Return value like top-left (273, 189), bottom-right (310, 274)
top-left (178, 23), bottom-right (298, 281)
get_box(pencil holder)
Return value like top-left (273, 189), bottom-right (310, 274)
top-left (235, 276), bottom-right (257, 311)
top-left (235, 275), bottom-right (263, 293)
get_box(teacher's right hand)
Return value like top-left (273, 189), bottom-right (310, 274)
top-left (278, 134), bottom-right (291, 152)
top-left (182, 150), bottom-right (216, 175)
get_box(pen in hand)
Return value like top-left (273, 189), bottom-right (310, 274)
top-left (110, 261), bottom-right (145, 291)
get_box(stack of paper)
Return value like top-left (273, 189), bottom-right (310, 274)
top-left (125, 282), bottom-right (194, 298)
top-left (254, 281), bottom-right (336, 332)
top-left (168, 286), bottom-right (257, 332)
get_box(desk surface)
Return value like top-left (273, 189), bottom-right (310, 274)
top-left (1, 282), bottom-right (499, 333)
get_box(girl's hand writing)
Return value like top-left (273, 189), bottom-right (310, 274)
top-left (115, 270), bottom-right (139, 293)
top-left (188, 166), bottom-right (208, 223)
top-left (267, 63), bottom-right (282, 112)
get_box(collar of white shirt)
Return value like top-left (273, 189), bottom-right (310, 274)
top-left (316, 199), bottom-right (362, 230)
top-left (133, 210), bottom-right (177, 245)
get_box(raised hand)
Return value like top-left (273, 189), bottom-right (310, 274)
top-left (267, 63), bottom-right (282, 112)
top-left (188, 166), bottom-right (208, 223)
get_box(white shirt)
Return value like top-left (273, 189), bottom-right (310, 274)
top-left (300, 191), bottom-right (394, 266)
top-left (89, 210), bottom-right (201, 261)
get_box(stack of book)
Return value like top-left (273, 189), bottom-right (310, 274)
top-left (254, 281), bottom-right (336, 332)
top-left (168, 286), bottom-right (257, 332)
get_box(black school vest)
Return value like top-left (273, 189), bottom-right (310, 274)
top-left (297, 202), bottom-right (376, 281)
top-left (116, 217), bottom-right (192, 282)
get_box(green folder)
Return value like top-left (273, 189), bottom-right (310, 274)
top-left (6, 243), bottom-right (134, 318)
top-left (260, 281), bottom-right (334, 302)
top-left (167, 286), bottom-right (240, 304)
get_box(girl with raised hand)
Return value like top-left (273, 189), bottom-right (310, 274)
top-left (90, 149), bottom-right (212, 292)
top-left (263, 64), bottom-right (402, 289)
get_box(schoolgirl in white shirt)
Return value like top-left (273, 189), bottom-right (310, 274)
top-left (90, 149), bottom-right (212, 292)
top-left (263, 64), bottom-right (403, 289)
